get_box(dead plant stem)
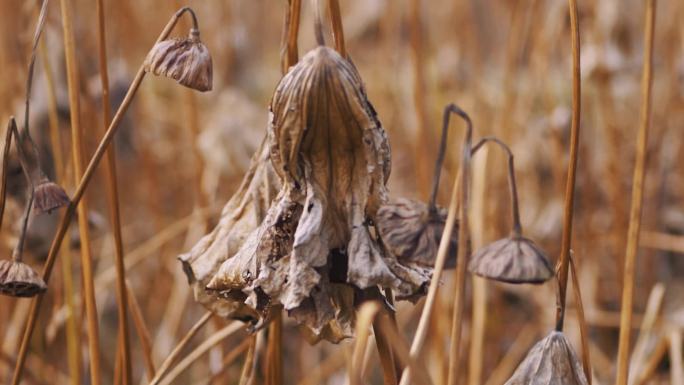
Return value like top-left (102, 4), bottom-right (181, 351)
top-left (96, 0), bottom-right (132, 383)
top-left (555, 0), bottom-right (582, 332)
top-left (615, 1), bottom-right (657, 384)
top-left (60, 0), bottom-right (102, 383)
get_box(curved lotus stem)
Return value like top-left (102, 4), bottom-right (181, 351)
top-left (6, 118), bottom-right (35, 263)
top-left (428, 103), bottom-right (473, 216)
top-left (471, 136), bottom-right (522, 237)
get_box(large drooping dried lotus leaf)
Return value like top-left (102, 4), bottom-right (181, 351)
top-left (198, 46), bottom-right (432, 341)
top-left (505, 331), bottom-right (589, 385)
top-left (179, 138), bottom-right (280, 320)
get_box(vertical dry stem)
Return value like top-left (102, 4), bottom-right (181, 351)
top-left (60, 0), bottom-right (102, 383)
top-left (615, 1), bottom-right (657, 384)
top-left (408, 0), bottom-right (431, 197)
top-left (96, 0), bottom-right (132, 383)
top-left (570, 254), bottom-right (592, 385)
top-left (38, 33), bottom-right (81, 385)
top-left (326, 0), bottom-right (346, 57)
top-left (554, 0), bottom-right (582, 332)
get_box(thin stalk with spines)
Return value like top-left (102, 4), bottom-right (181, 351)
top-left (11, 8), bottom-right (201, 385)
top-left (555, 0), bottom-right (582, 333)
top-left (615, 1), bottom-right (657, 384)
top-left (95, 0), bottom-right (132, 382)
top-left (446, 107), bottom-right (473, 385)
top-left (38, 32), bottom-right (81, 385)
top-left (400, 105), bottom-right (470, 385)
top-left (60, 0), bottom-right (103, 383)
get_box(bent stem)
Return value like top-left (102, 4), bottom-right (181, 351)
top-left (615, 1), bottom-right (657, 385)
top-left (10, 8), bottom-right (199, 385)
top-left (8, 119), bottom-right (34, 264)
top-left (471, 137), bottom-right (522, 236)
top-left (400, 104), bottom-right (472, 385)
top-left (0, 119), bottom-right (16, 233)
top-left (554, 0), bottom-right (581, 333)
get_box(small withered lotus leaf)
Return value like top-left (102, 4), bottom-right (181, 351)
top-left (468, 235), bottom-right (553, 284)
top-left (376, 198), bottom-right (457, 268)
top-left (33, 179), bottom-right (70, 214)
top-left (0, 259), bottom-right (47, 297)
top-left (144, 29), bottom-right (213, 92)
top-left (505, 331), bottom-right (589, 385)
top-left (201, 46), bottom-right (430, 341)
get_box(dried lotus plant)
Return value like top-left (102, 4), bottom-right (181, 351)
top-left (183, 37), bottom-right (443, 341)
top-left (376, 104), bottom-right (462, 274)
top-left (144, 8), bottom-right (212, 92)
top-left (0, 118), bottom-right (46, 297)
top-left (467, 137), bottom-right (553, 284)
top-left (505, 331), bottom-right (589, 385)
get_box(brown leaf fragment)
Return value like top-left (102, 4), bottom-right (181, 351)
top-left (505, 331), bottom-right (589, 385)
top-left (468, 235), bottom-right (553, 284)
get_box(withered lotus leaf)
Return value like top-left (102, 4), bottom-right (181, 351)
top-left (0, 260), bottom-right (47, 297)
top-left (468, 235), bottom-right (553, 284)
top-left (33, 179), bottom-right (70, 214)
top-left (376, 198), bottom-right (457, 270)
top-left (505, 331), bottom-right (589, 385)
top-left (184, 46), bottom-right (432, 342)
top-left (179, 139), bottom-right (280, 321)
top-left (144, 29), bottom-right (213, 92)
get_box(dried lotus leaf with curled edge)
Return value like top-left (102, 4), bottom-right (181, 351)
top-left (468, 235), bottom-right (553, 284)
top-left (376, 198), bottom-right (458, 269)
top-left (0, 260), bottom-right (47, 297)
top-left (179, 138), bottom-right (280, 321)
top-left (505, 331), bottom-right (589, 385)
top-left (203, 46), bottom-right (432, 341)
top-left (143, 29), bottom-right (213, 92)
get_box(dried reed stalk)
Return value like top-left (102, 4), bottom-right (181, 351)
top-left (149, 311), bottom-right (213, 385)
top-left (570, 254), bottom-right (592, 385)
top-left (669, 329), bottom-right (683, 385)
top-left (615, 1), bottom-right (657, 384)
top-left (400, 106), bottom-right (468, 385)
top-left (60, 0), bottom-right (102, 383)
top-left (96, 0), bottom-right (132, 382)
top-left (555, 0), bottom-right (582, 332)
top-left (327, 0), bottom-right (346, 57)
top-left (38, 32), bottom-right (81, 385)
top-left (408, 0), bottom-right (431, 196)
top-left (11, 9), bottom-right (198, 385)
top-left (468, 148), bottom-right (489, 385)
top-left (157, 322), bottom-right (242, 385)
top-left (373, 314), bottom-right (399, 385)
top-left (350, 301), bottom-right (381, 385)
top-left (127, 283), bottom-right (156, 380)
top-left (446, 109), bottom-right (473, 385)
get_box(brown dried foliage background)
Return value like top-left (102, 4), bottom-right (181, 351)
top-left (0, 0), bottom-right (683, 384)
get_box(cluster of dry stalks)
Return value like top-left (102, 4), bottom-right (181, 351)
top-left (0, 0), bottom-right (683, 384)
